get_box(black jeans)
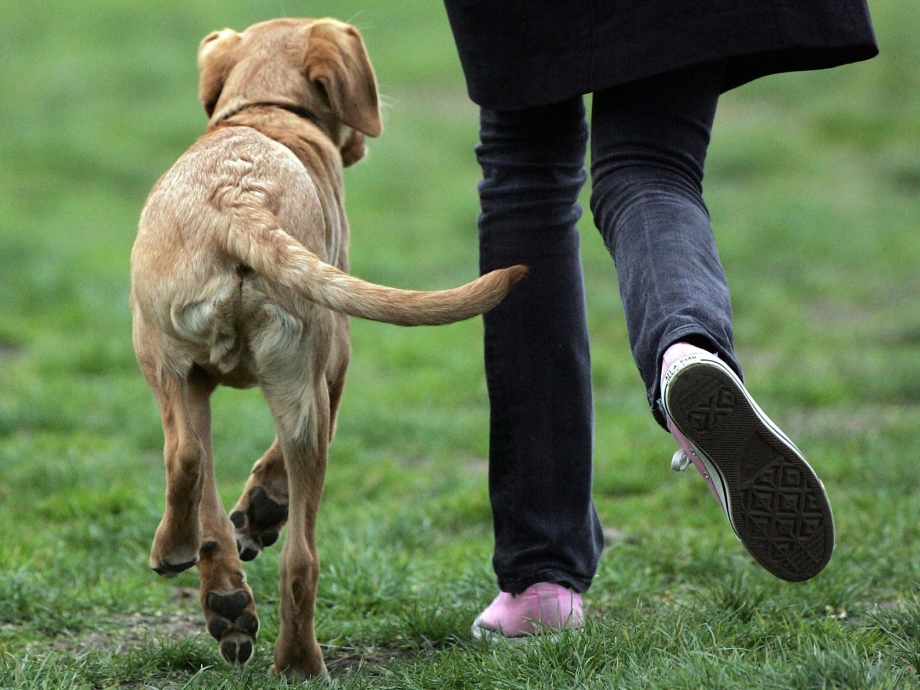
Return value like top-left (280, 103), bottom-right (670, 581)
top-left (477, 63), bottom-right (742, 594)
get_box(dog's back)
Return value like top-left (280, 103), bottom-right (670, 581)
top-left (132, 126), bottom-right (335, 384)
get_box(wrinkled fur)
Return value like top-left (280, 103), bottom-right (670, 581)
top-left (130, 17), bottom-right (524, 678)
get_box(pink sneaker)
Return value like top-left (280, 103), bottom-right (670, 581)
top-left (661, 342), bottom-right (834, 582)
top-left (471, 583), bottom-right (584, 641)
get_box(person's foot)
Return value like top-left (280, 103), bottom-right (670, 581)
top-left (661, 342), bottom-right (834, 582)
top-left (471, 582), bottom-right (583, 641)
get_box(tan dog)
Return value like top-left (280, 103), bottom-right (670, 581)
top-left (130, 17), bottom-right (524, 679)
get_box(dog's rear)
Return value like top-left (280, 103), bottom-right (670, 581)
top-left (130, 17), bottom-right (522, 679)
top-left (133, 123), bottom-right (524, 379)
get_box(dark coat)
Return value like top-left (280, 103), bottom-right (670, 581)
top-left (443, 0), bottom-right (878, 110)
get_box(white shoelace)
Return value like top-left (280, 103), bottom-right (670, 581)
top-left (670, 449), bottom-right (691, 472)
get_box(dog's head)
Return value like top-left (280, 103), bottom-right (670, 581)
top-left (198, 18), bottom-right (381, 166)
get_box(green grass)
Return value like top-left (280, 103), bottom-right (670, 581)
top-left (2, 0), bottom-right (920, 687)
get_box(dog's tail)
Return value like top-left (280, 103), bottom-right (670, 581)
top-left (223, 219), bottom-right (526, 326)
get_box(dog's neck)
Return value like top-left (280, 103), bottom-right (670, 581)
top-left (208, 103), bottom-right (345, 181)
top-left (212, 101), bottom-right (328, 137)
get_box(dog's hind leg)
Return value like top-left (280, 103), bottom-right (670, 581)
top-left (228, 316), bottom-right (348, 564)
top-left (146, 364), bottom-right (258, 665)
top-left (147, 365), bottom-right (215, 577)
top-left (261, 377), bottom-right (329, 679)
top-left (195, 415), bottom-right (259, 668)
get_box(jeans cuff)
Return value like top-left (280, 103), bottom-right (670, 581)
top-left (497, 568), bottom-right (593, 595)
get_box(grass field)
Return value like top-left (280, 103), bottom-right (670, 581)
top-left (2, 0), bottom-right (920, 687)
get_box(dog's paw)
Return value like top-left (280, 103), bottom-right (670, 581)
top-left (229, 486), bottom-right (288, 561)
top-left (270, 644), bottom-right (328, 680)
top-left (206, 589), bottom-right (259, 666)
top-left (149, 530), bottom-right (201, 578)
top-left (151, 556), bottom-right (198, 578)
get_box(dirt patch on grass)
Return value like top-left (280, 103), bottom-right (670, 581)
top-left (0, 339), bottom-right (23, 362)
top-left (15, 589), bottom-right (204, 656)
top-left (325, 645), bottom-right (417, 675)
top-left (34, 610), bottom-right (204, 656)
top-left (12, 584), bottom-right (416, 678)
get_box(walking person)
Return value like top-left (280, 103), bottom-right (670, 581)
top-left (440, 1), bottom-right (878, 639)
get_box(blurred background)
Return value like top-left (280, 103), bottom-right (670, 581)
top-left (1, 0), bottom-right (920, 686)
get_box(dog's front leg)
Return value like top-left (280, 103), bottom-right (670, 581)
top-left (264, 380), bottom-right (329, 679)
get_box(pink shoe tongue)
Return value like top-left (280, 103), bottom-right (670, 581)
top-left (661, 342), bottom-right (708, 379)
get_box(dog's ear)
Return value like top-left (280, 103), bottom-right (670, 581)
top-left (198, 29), bottom-right (242, 118)
top-left (304, 21), bottom-right (382, 137)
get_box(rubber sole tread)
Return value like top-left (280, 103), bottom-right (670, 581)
top-left (666, 360), bottom-right (834, 582)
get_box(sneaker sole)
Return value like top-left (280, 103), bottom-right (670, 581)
top-left (663, 355), bottom-right (834, 582)
top-left (471, 625), bottom-right (533, 644)
top-left (471, 623), bottom-right (580, 644)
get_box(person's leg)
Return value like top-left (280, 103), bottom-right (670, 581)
top-left (476, 96), bottom-right (604, 601)
top-left (589, 63), bottom-right (738, 428)
top-left (590, 65), bottom-right (833, 581)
